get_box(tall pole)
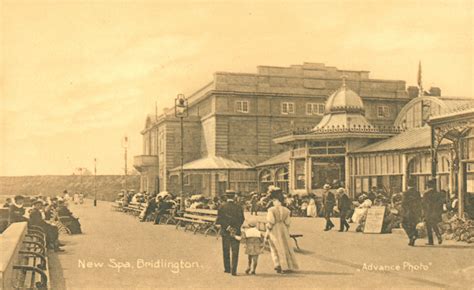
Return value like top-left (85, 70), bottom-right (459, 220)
top-left (180, 116), bottom-right (184, 210)
top-left (175, 94), bottom-right (188, 211)
top-left (79, 168), bottom-right (83, 194)
top-left (94, 158), bottom-right (97, 206)
top-left (430, 126), bottom-right (438, 189)
top-left (123, 136), bottom-right (128, 193)
top-left (125, 145), bottom-right (128, 192)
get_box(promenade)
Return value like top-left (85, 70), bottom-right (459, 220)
top-left (48, 200), bottom-right (474, 289)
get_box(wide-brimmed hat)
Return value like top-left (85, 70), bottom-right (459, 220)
top-left (224, 190), bottom-right (236, 198)
top-left (336, 187), bottom-right (345, 194)
top-left (33, 199), bottom-right (44, 206)
top-left (245, 216), bottom-right (258, 227)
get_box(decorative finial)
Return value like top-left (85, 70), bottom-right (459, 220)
top-left (341, 74), bottom-right (348, 87)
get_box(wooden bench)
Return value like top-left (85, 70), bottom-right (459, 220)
top-left (13, 226), bottom-right (50, 290)
top-left (256, 221), bottom-right (303, 251)
top-left (175, 208), bottom-right (220, 237)
top-left (153, 208), bottom-right (178, 224)
top-left (111, 201), bottom-right (123, 212)
top-left (123, 202), bottom-right (144, 216)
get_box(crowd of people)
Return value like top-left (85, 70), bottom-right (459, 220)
top-left (3, 190), bottom-right (83, 252)
top-left (112, 175), bottom-right (454, 275)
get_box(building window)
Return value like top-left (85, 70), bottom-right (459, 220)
top-left (294, 159), bottom-right (305, 189)
top-left (306, 103), bottom-right (325, 115)
top-left (281, 102), bottom-right (295, 114)
top-left (377, 106), bottom-right (389, 118)
top-left (184, 174), bottom-right (191, 186)
top-left (236, 101), bottom-right (249, 113)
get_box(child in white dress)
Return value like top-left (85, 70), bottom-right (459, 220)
top-left (235, 219), bottom-right (264, 275)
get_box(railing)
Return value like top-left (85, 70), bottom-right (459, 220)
top-left (274, 124), bottom-right (405, 139)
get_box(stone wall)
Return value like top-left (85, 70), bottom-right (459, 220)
top-left (0, 175), bottom-right (140, 201)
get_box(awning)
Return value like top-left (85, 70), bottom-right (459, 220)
top-left (169, 156), bottom-right (252, 172)
top-left (350, 126), bottom-right (450, 154)
top-left (256, 151), bottom-right (291, 167)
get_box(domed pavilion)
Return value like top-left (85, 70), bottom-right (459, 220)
top-left (273, 78), bottom-right (403, 195)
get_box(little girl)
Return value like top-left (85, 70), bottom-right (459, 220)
top-left (234, 219), bottom-right (264, 275)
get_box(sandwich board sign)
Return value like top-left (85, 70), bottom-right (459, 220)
top-left (363, 206), bottom-right (385, 234)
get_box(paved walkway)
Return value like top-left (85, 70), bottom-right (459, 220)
top-left (48, 200), bottom-right (474, 289)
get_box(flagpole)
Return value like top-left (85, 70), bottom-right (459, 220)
top-left (417, 61), bottom-right (423, 97)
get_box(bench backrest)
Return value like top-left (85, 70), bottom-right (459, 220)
top-left (185, 208), bottom-right (218, 216)
top-left (127, 202), bottom-right (143, 209)
top-left (183, 213), bottom-right (216, 222)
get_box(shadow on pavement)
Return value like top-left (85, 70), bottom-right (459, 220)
top-left (294, 249), bottom-right (315, 255)
top-left (253, 270), bottom-right (352, 278)
top-left (48, 252), bottom-right (67, 290)
top-left (417, 244), bottom-right (474, 249)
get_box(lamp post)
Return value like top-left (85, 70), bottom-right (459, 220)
top-left (79, 167), bottom-right (83, 194)
top-left (94, 158), bottom-right (97, 206)
top-left (175, 94), bottom-right (188, 210)
top-left (122, 136), bottom-right (129, 193)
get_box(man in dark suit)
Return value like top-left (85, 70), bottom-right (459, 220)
top-left (29, 200), bottom-right (64, 252)
top-left (322, 184), bottom-right (336, 231)
top-left (337, 188), bottom-right (351, 232)
top-left (9, 195), bottom-right (28, 223)
top-left (141, 194), bottom-right (157, 222)
top-left (401, 178), bottom-right (422, 246)
top-left (423, 179), bottom-right (443, 245)
top-left (154, 195), bottom-right (173, 224)
top-left (216, 190), bottom-right (244, 276)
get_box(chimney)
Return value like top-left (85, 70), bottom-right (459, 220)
top-left (407, 86), bottom-right (419, 98)
top-left (429, 87), bottom-right (441, 96)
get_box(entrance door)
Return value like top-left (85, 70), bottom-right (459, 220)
top-left (218, 182), bottom-right (227, 196)
top-left (312, 161), bottom-right (344, 189)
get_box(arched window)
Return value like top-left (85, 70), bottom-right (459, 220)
top-left (259, 169), bottom-right (273, 192)
top-left (275, 167), bottom-right (289, 194)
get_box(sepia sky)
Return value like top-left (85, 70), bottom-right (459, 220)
top-left (0, 0), bottom-right (472, 176)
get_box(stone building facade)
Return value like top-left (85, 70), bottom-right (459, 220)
top-left (134, 62), bottom-right (412, 196)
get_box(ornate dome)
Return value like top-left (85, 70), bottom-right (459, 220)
top-left (313, 80), bottom-right (372, 131)
top-left (324, 81), bottom-right (365, 114)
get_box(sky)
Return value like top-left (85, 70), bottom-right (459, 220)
top-left (0, 0), bottom-right (473, 176)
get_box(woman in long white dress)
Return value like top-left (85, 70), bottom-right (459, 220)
top-left (306, 198), bottom-right (317, 217)
top-left (351, 195), bottom-right (372, 224)
top-left (265, 188), bottom-right (299, 273)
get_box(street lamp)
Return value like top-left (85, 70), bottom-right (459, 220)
top-left (94, 158), bottom-right (97, 207)
top-left (122, 136), bottom-right (129, 193)
top-left (175, 94), bottom-right (188, 210)
top-left (79, 167), bottom-right (83, 194)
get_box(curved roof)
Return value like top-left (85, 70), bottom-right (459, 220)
top-left (394, 96), bottom-right (474, 128)
top-left (324, 83), bottom-right (365, 114)
top-left (313, 82), bottom-right (373, 131)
